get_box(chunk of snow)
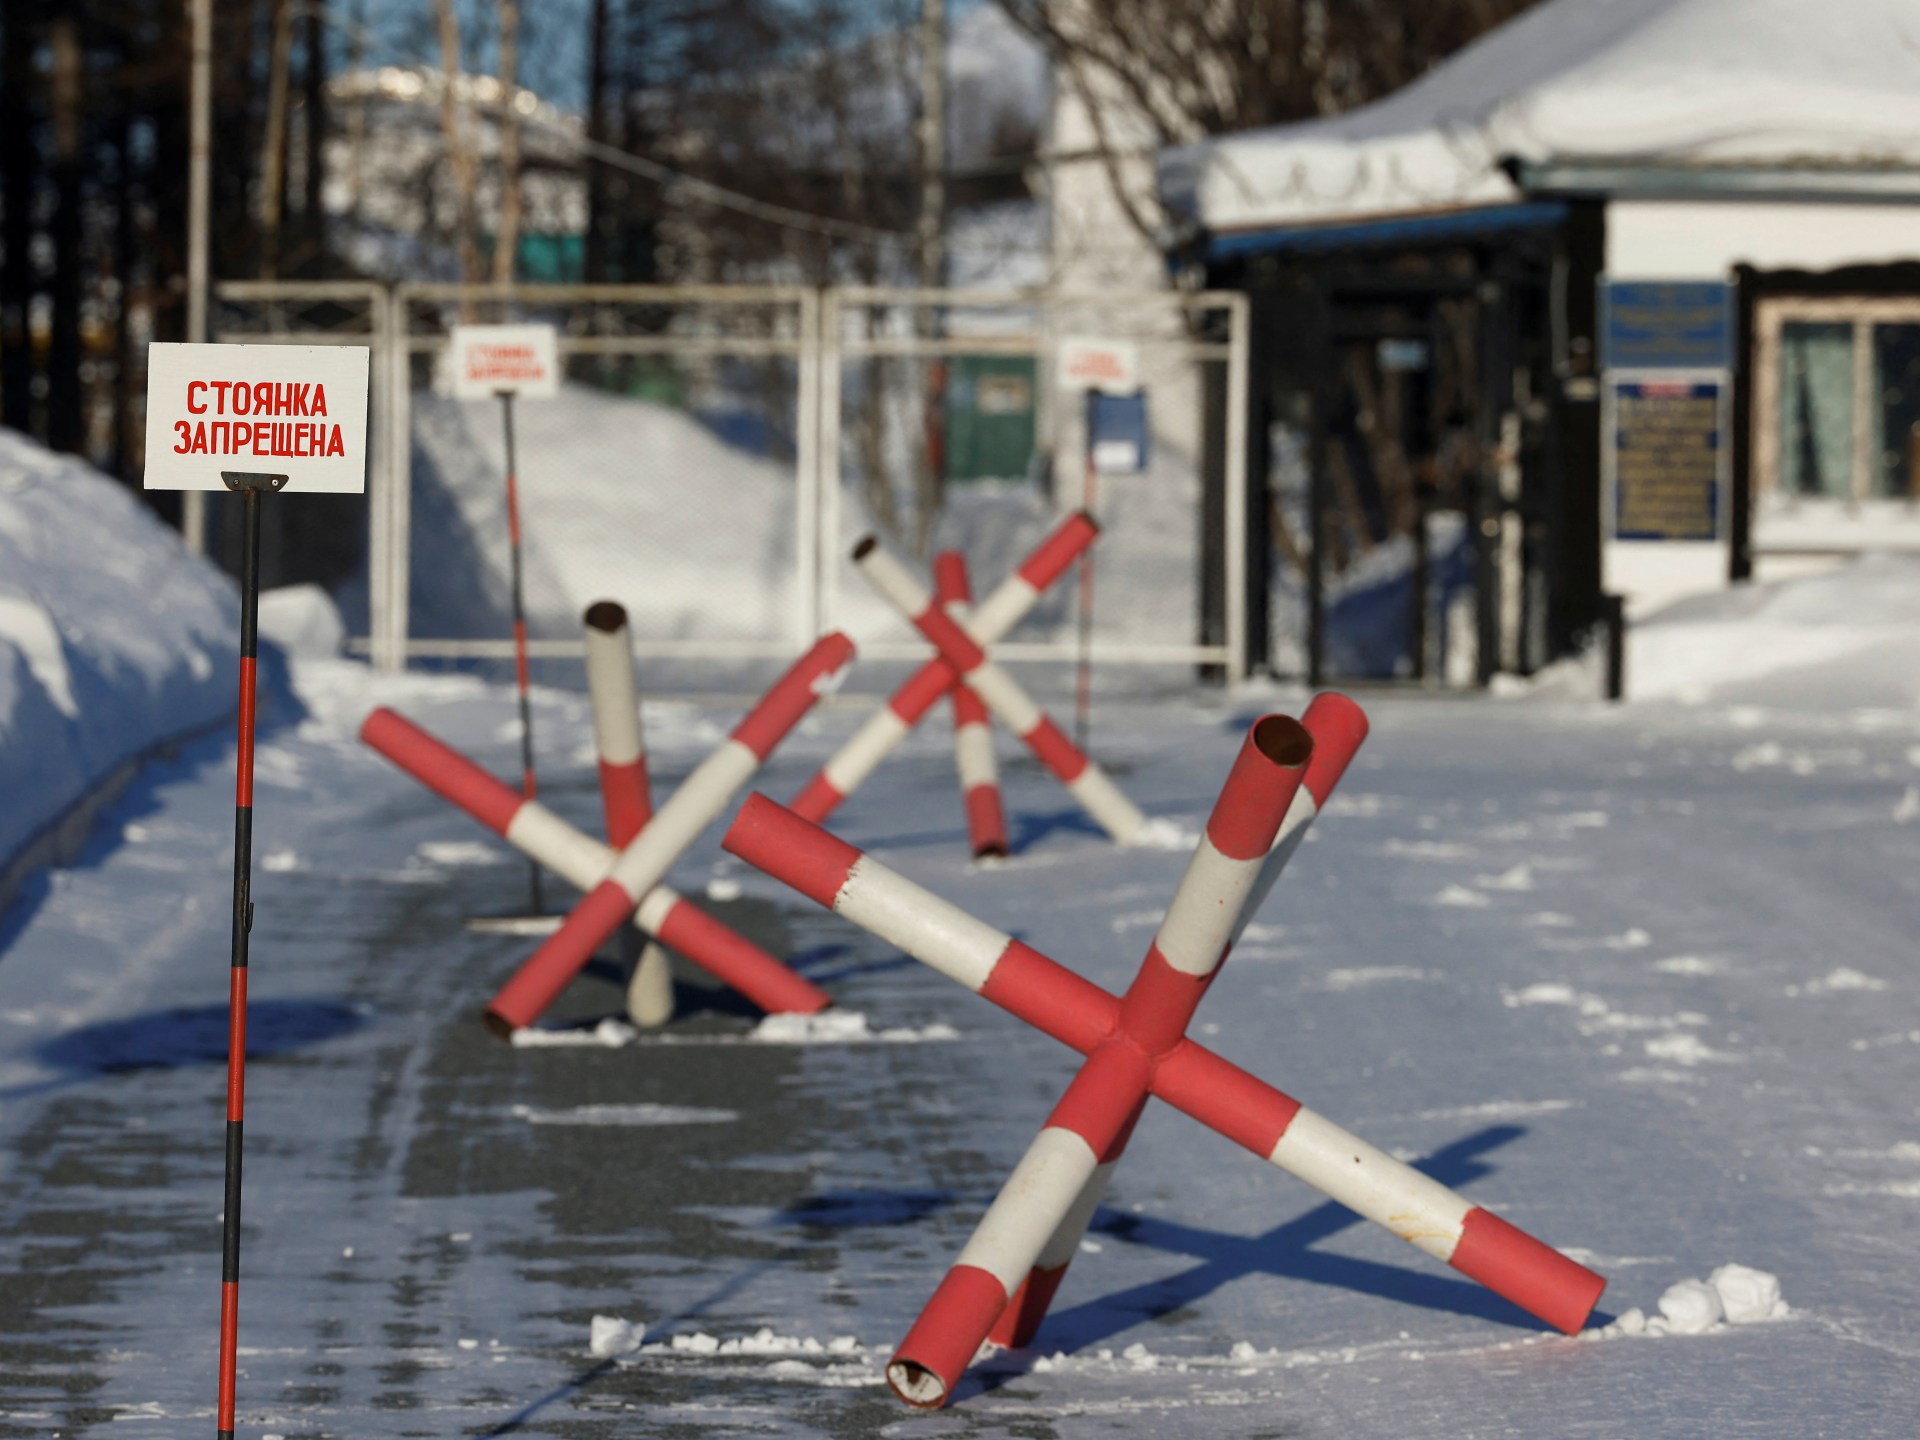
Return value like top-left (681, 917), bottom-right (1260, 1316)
top-left (1710, 1263), bottom-right (1790, 1323)
top-left (1130, 817), bottom-right (1200, 850)
top-left (510, 1018), bottom-right (639, 1048)
top-left (747, 1011), bottom-right (959, 1045)
top-left (1655, 1278), bottom-right (1724, 1334)
top-left (1476, 863), bottom-right (1535, 891)
top-left (511, 1102), bottom-right (738, 1127)
top-left (590, 1316), bottom-right (645, 1357)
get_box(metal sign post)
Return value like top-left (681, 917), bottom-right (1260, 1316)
top-left (446, 323), bottom-right (560, 930)
top-left (213, 470), bottom-right (286, 1440)
top-left (1057, 338), bottom-right (1146, 750)
top-left (142, 340), bottom-right (369, 1440)
top-left (498, 387), bottom-right (543, 915)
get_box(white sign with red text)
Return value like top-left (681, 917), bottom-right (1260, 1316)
top-left (1057, 337), bottom-right (1140, 395)
top-left (143, 342), bottom-right (370, 493)
top-left (447, 323), bottom-right (560, 399)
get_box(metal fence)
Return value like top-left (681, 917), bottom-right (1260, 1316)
top-left (211, 280), bottom-right (1248, 681)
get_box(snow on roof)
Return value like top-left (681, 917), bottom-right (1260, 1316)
top-left (1160, 0), bottom-right (1920, 238)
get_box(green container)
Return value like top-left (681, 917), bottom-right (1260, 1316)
top-left (945, 355), bottom-right (1037, 484)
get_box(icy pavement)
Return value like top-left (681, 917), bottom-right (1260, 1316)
top-left (3, 659), bottom-right (1919, 1436)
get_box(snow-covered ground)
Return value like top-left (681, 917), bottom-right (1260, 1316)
top-left (0, 431), bottom-right (239, 900)
top-left (4, 544), bottom-right (1920, 1434)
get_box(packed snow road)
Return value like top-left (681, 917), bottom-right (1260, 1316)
top-left (2, 656), bottom-right (1918, 1437)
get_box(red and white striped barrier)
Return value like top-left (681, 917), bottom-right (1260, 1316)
top-left (483, 630), bottom-right (853, 1033)
top-left (723, 699), bottom-right (1606, 1408)
top-left (791, 511), bottom-right (1097, 824)
top-left (853, 535), bottom-right (1148, 846)
top-left (933, 552), bottom-right (1008, 860)
top-left (582, 601), bottom-right (673, 1026)
top-left (361, 636), bottom-right (848, 1035)
top-left (888, 715), bottom-right (1313, 1397)
top-left (361, 709), bottom-right (833, 1025)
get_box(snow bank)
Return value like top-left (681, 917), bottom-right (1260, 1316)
top-left (403, 384), bottom-right (813, 645)
top-left (1500, 552), bottom-right (1920, 707)
top-left (1628, 554), bottom-right (1920, 707)
top-left (0, 429), bottom-right (237, 894)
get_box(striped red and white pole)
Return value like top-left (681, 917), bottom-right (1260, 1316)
top-left (214, 477), bottom-right (279, 1439)
top-left (852, 536), bottom-right (1147, 845)
top-left (932, 552), bottom-right (1008, 859)
top-left (482, 630), bottom-right (853, 1033)
top-left (361, 709), bottom-right (832, 1023)
top-left (499, 390), bottom-right (544, 914)
top-left (723, 803), bottom-right (1604, 1379)
top-left (892, 1049), bottom-right (1149, 1406)
top-left (887, 716), bottom-right (1313, 1403)
top-left (583, 601), bottom-right (652, 843)
top-left (583, 601), bottom-right (673, 1026)
top-left (990, 695), bottom-right (1367, 1351)
top-left (791, 510), bottom-right (1097, 823)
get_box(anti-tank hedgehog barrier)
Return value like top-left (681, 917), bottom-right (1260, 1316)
top-left (852, 534), bottom-right (1147, 846)
top-left (360, 631), bottom-right (850, 1034)
top-left (361, 710), bottom-right (835, 1025)
top-left (790, 510), bottom-right (1097, 825)
top-left (724, 694), bottom-right (1606, 1407)
top-left (483, 631), bottom-right (853, 1033)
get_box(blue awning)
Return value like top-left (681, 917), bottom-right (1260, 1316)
top-left (1203, 202), bottom-right (1569, 264)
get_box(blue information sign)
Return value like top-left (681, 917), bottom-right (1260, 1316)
top-left (1086, 390), bottom-right (1150, 475)
top-left (1613, 379), bottom-right (1721, 541)
top-left (1602, 280), bottom-right (1732, 371)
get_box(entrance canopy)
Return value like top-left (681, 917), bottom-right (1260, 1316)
top-left (1160, 0), bottom-right (1920, 250)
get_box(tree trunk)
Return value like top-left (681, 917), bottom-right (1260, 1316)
top-left (434, 0), bottom-right (483, 303)
top-left (1, 3), bottom-right (40, 436)
top-left (301, 0), bottom-right (327, 266)
top-left (492, 0), bottom-right (521, 286)
top-left (47, 18), bottom-right (85, 456)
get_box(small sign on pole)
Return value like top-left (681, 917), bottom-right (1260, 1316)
top-left (1056, 336), bottom-right (1140, 395)
top-left (144, 340), bottom-right (368, 1440)
top-left (144, 343), bottom-right (371, 492)
top-left (447, 323), bottom-right (560, 400)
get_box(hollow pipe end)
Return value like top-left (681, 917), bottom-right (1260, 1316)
top-left (886, 1358), bottom-right (950, 1409)
top-left (1250, 713), bottom-right (1313, 769)
top-left (583, 600), bottom-right (628, 633)
top-left (480, 1009), bottom-right (518, 1043)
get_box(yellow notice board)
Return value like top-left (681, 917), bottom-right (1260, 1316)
top-left (1612, 379), bottom-right (1721, 541)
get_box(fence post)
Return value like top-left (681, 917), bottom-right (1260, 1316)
top-left (382, 284), bottom-right (414, 672)
top-left (796, 287), bottom-right (823, 647)
top-left (1224, 293), bottom-right (1251, 684)
top-left (818, 289), bottom-right (845, 634)
top-left (1603, 592), bottom-right (1626, 701)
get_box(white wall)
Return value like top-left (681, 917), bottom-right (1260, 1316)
top-left (1607, 199), bottom-right (1920, 280)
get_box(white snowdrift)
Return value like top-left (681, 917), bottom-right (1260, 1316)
top-left (1503, 552), bottom-right (1920, 708)
top-left (1627, 553), bottom-right (1920, 706)
top-left (0, 429), bottom-right (238, 890)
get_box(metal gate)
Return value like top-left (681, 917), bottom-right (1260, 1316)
top-left (210, 280), bottom-right (1247, 681)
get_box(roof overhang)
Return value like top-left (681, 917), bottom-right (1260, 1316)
top-left (1198, 201), bottom-right (1568, 267)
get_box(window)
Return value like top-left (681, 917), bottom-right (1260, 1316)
top-left (1756, 299), bottom-right (1920, 502)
